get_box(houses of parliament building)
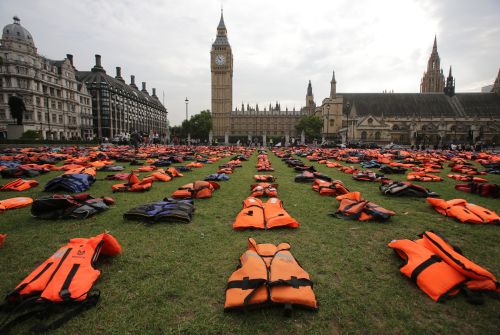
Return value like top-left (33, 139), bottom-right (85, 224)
top-left (211, 12), bottom-right (500, 145)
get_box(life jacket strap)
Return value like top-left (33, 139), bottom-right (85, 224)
top-left (270, 276), bottom-right (313, 289)
top-left (31, 291), bottom-right (100, 333)
top-left (410, 255), bottom-right (442, 283)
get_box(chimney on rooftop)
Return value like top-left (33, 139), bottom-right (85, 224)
top-left (95, 54), bottom-right (101, 67)
top-left (115, 67), bottom-right (124, 82)
top-left (141, 82), bottom-right (149, 94)
top-left (152, 88), bottom-right (157, 97)
top-left (130, 75), bottom-right (138, 89)
top-left (66, 54), bottom-right (73, 66)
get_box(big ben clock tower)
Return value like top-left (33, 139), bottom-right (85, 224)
top-left (211, 10), bottom-right (233, 138)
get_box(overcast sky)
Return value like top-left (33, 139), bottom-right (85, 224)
top-left (1, 0), bottom-right (499, 125)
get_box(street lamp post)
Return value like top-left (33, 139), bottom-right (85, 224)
top-left (345, 101), bottom-right (351, 145)
top-left (45, 94), bottom-right (51, 140)
top-left (185, 97), bottom-right (190, 145)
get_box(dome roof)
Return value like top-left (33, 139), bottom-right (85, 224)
top-left (2, 16), bottom-right (35, 47)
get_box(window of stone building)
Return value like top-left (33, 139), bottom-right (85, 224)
top-left (0, 109), bottom-right (5, 119)
top-left (58, 115), bottom-right (63, 124)
top-left (330, 119), bottom-right (335, 127)
top-left (58, 101), bottom-right (62, 110)
top-left (50, 87), bottom-right (54, 96)
top-left (45, 113), bottom-right (49, 122)
top-left (375, 131), bottom-right (381, 140)
top-left (52, 114), bottom-right (57, 123)
top-left (24, 112), bottom-right (33, 120)
top-left (36, 97), bottom-right (40, 106)
top-left (361, 131), bottom-right (367, 140)
top-left (51, 100), bottom-right (56, 109)
top-left (367, 118), bottom-right (373, 125)
top-left (5, 78), bottom-right (11, 87)
top-left (37, 112), bottom-right (41, 121)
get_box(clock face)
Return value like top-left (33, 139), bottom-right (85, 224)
top-left (215, 54), bottom-right (226, 65)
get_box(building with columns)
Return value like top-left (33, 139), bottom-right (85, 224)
top-left (0, 16), bottom-right (93, 140)
top-left (77, 55), bottom-right (168, 139)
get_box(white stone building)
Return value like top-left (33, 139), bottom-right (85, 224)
top-left (0, 16), bottom-right (93, 140)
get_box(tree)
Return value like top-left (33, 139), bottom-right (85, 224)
top-left (295, 115), bottom-right (322, 140)
top-left (188, 110), bottom-right (212, 141)
top-left (20, 130), bottom-right (42, 140)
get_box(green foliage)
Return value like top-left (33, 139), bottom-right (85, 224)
top-left (20, 130), bottom-right (42, 140)
top-left (295, 115), bottom-right (323, 140)
top-left (170, 110), bottom-right (212, 140)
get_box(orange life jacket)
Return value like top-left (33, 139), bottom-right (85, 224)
top-left (426, 198), bottom-right (499, 224)
top-left (407, 172), bottom-right (442, 182)
top-left (0, 178), bottom-right (39, 192)
top-left (233, 197), bottom-right (299, 230)
top-left (62, 167), bottom-right (96, 177)
top-left (335, 192), bottom-right (395, 221)
top-left (224, 238), bottom-right (317, 312)
top-left (250, 183), bottom-right (278, 197)
top-left (447, 174), bottom-right (488, 183)
top-left (150, 169), bottom-right (173, 182)
top-left (388, 231), bottom-right (499, 302)
top-left (112, 173), bottom-right (153, 192)
top-left (0, 197), bottom-right (33, 213)
top-left (254, 175), bottom-right (275, 182)
top-left (312, 179), bottom-right (349, 196)
top-left (171, 181), bottom-right (220, 199)
top-left (1, 233), bottom-right (121, 332)
top-left (0, 233), bottom-right (6, 248)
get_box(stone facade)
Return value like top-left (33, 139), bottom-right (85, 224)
top-left (420, 36), bottom-right (445, 93)
top-left (77, 55), bottom-right (168, 139)
top-left (211, 12), bottom-right (310, 143)
top-left (0, 17), bottom-right (93, 140)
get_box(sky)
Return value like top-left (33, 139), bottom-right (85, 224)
top-left (1, 0), bottom-right (499, 126)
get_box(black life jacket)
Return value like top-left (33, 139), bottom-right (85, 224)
top-left (124, 198), bottom-right (195, 223)
top-left (31, 194), bottom-right (113, 220)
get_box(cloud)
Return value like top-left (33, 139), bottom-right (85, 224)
top-left (1, 0), bottom-right (498, 125)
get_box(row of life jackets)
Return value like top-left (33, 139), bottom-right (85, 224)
top-left (233, 197), bottom-right (299, 229)
top-left (0, 197), bottom-right (33, 213)
top-left (256, 154), bottom-right (274, 172)
top-left (455, 182), bottom-right (499, 198)
top-left (0, 233), bottom-right (121, 333)
top-left (172, 181), bottom-right (220, 199)
top-left (224, 238), bottom-right (318, 313)
top-left (334, 192), bottom-right (396, 222)
top-left (388, 231), bottom-right (499, 303)
top-left (380, 181), bottom-right (439, 198)
top-left (312, 179), bottom-right (349, 196)
top-left (0, 178), bottom-right (39, 192)
top-left (426, 198), bottom-right (499, 224)
top-left (250, 183), bottom-right (278, 197)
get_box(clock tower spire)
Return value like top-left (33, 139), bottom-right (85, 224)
top-left (211, 9), bottom-right (233, 138)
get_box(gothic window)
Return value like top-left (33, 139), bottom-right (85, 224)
top-left (330, 119), bottom-right (335, 127)
top-left (367, 118), bottom-right (373, 125)
top-left (375, 131), bottom-right (381, 140)
top-left (392, 124), bottom-right (399, 130)
top-left (361, 131), bottom-right (367, 140)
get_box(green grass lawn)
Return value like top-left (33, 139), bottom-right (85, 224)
top-left (0, 149), bottom-right (499, 334)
